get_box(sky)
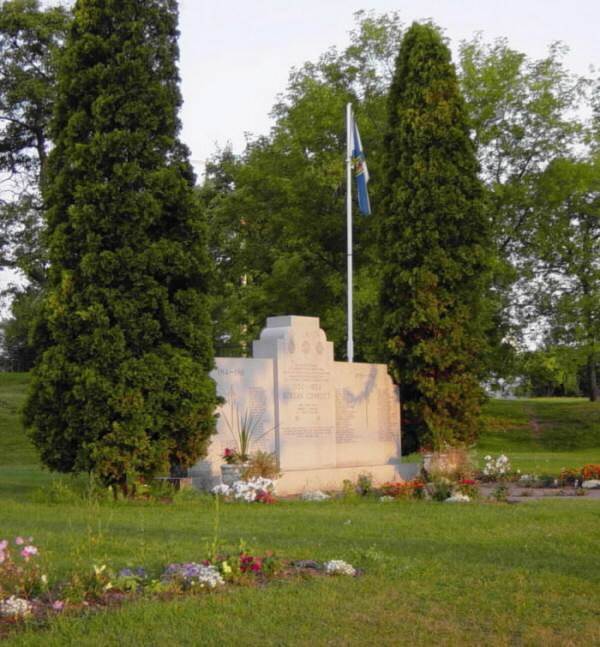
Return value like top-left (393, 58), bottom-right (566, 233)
top-left (2, 0), bottom-right (599, 303)
top-left (178, 0), bottom-right (599, 176)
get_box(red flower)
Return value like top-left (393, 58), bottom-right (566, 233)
top-left (256, 490), bottom-right (277, 504)
top-left (239, 554), bottom-right (262, 573)
top-left (459, 479), bottom-right (476, 485)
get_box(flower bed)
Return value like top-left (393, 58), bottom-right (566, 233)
top-left (0, 535), bottom-right (358, 639)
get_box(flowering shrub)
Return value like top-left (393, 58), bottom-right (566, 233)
top-left (582, 464), bottom-right (600, 480)
top-left (324, 560), bottom-right (356, 576)
top-left (380, 480), bottom-right (425, 499)
top-left (211, 477), bottom-right (276, 503)
top-left (482, 454), bottom-right (512, 480)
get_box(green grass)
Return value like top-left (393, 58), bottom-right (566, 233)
top-left (480, 397), bottom-right (600, 473)
top-left (0, 373), bottom-right (38, 467)
top-left (0, 373), bottom-right (599, 645)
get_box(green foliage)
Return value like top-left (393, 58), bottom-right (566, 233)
top-left (530, 158), bottom-right (600, 401)
top-left (0, 1), bottom-right (71, 372)
top-left (23, 0), bottom-right (216, 494)
top-left (516, 347), bottom-right (586, 397)
top-left (0, 286), bottom-right (44, 371)
top-left (200, 11), bottom-right (405, 361)
top-left (379, 23), bottom-right (492, 449)
top-left (0, 0), bottom-right (70, 278)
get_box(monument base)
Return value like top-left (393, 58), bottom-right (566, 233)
top-left (274, 463), bottom-right (400, 496)
top-left (189, 462), bottom-right (403, 496)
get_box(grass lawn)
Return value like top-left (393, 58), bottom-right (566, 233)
top-left (0, 373), bottom-right (599, 646)
top-left (479, 397), bottom-right (600, 474)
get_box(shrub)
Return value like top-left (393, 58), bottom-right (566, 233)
top-left (426, 447), bottom-right (474, 481)
top-left (241, 451), bottom-right (280, 480)
top-left (582, 464), bottom-right (600, 480)
top-left (456, 479), bottom-right (479, 499)
top-left (356, 473), bottom-right (374, 496)
top-left (428, 478), bottom-right (453, 502)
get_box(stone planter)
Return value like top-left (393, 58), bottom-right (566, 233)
top-left (220, 463), bottom-right (247, 486)
top-left (422, 453), bottom-right (434, 473)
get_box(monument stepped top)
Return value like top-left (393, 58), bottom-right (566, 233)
top-left (265, 315), bottom-right (320, 329)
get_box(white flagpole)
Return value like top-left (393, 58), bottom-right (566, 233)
top-left (346, 102), bottom-right (354, 363)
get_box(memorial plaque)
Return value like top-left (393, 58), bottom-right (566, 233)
top-left (254, 316), bottom-right (337, 470)
top-left (334, 363), bottom-right (399, 467)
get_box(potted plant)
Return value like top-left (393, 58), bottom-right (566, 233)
top-left (219, 403), bottom-right (275, 485)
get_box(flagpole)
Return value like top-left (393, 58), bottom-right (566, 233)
top-left (346, 102), bottom-right (354, 363)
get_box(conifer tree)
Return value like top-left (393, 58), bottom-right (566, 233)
top-left (379, 23), bottom-right (491, 449)
top-left (23, 0), bottom-right (216, 495)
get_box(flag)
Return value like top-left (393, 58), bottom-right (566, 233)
top-left (351, 119), bottom-right (371, 215)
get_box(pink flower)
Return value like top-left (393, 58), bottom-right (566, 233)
top-left (0, 540), bottom-right (7, 551)
top-left (15, 536), bottom-right (25, 545)
top-left (52, 600), bottom-right (65, 612)
top-left (20, 545), bottom-right (38, 561)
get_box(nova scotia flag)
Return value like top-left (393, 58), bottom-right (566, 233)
top-left (351, 119), bottom-right (371, 215)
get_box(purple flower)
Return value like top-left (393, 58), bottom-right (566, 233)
top-left (118, 567), bottom-right (147, 579)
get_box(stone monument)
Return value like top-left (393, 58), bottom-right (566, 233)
top-left (190, 316), bottom-right (402, 494)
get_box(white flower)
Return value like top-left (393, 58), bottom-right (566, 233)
top-left (446, 493), bottom-right (470, 503)
top-left (301, 490), bottom-right (330, 501)
top-left (0, 596), bottom-right (32, 618)
top-left (324, 560), bottom-right (356, 576)
top-left (379, 496), bottom-right (394, 502)
top-left (212, 484), bottom-right (232, 496)
top-left (195, 565), bottom-right (225, 588)
top-left (581, 480), bottom-right (600, 489)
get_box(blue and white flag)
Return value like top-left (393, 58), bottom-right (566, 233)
top-left (351, 119), bottom-right (371, 215)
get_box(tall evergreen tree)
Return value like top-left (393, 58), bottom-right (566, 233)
top-left (379, 23), bottom-right (491, 450)
top-left (23, 0), bottom-right (216, 495)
